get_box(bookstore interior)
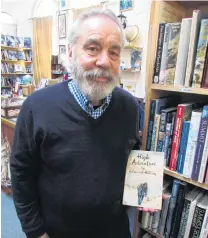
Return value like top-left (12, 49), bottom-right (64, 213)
top-left (1, 0), bottom-right (208, 238)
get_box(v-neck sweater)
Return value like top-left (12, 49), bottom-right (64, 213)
top-left (10, 80), bottom-right (140, 238)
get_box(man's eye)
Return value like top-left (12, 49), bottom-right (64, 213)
top-left (87, 47), bottom-right (99, 53)
top-left (110, 51), bottom-right (120, 59)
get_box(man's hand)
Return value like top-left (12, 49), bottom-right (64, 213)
top-left (137, 207), bottom-right (159, 212)
top-left (39, 233), bottom-right (49, 238)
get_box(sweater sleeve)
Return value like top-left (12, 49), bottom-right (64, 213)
top-left (10, 97), bottom-right (45, 238)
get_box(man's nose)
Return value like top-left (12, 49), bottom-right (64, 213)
top-left (95, 51), bottom-right (110, 69)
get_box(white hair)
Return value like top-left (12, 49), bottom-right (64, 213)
top-left (68, 8), bottom-right (125, 48)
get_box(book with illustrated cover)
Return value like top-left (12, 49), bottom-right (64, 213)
top-left (24, 37), bottom-right (32, 48)
top-left (192, 19), bottom-right (208, 88)
top-left (122, 150), bottom-right (164, 209)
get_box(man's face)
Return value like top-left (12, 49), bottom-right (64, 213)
top-left (70, 16), bottom-right (122, 101)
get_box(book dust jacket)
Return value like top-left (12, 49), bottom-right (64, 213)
top-left (123, 150), bottom-right (164, 209)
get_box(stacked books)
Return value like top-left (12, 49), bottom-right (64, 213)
top-left (1, 35), bottom-right (32, 48)
top-left (146, 97), bottom-right (208, 184)
top-left (139, 179), bottom-right (208, 238)
top-left (152, 10), bottom-right (208, 89)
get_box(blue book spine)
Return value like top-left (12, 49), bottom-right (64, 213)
top-left (191, 105), bottom-right (208, 180)
top-left (165, 179), bottom-right (180, 237)
top-left (146, 100), bottom-right (156, 150)
top-left (177, 121), bottom-right (191, 174)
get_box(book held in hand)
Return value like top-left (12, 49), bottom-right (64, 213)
top-left (122, 150), bottom-right (164, 210)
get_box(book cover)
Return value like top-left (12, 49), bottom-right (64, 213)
top-left (170, 181), bottom-right (187, 238)
top-left (156, 107), bottom-right (177, 152)
top-left (174, 18), bottom-right (192, 86)
top-left (123, 150), bottom-right (164, 209)
top-left (183, 109), bottom-right (203, 178)
top-left (165, 22), bottom-right (181, 85)
top-left (192, 105), bottom-right (208, 181)
top-left (201, 47), bottom-right (208, 88)
top-left (1, 34), bottom-right (6, 46)
top-left (24, 37), bottom-right (32, 48)
top-left (190, 195), bottom-right (207, 238)
top-left (153, 23), bottom-right (166, 84)
top-left (176, 121), bottom-right (191, 174)
top-left (192, 19), bottom-right (208, 88)
top-left (169, 103), bottom-right (193, 171)
top-left (185, 10), bottom-right (202, 87)
top-left (205, 164), bottom-right (208, 184)
top-left (159, 23), bottom-right (171, 85)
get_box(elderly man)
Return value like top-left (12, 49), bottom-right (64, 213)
top-left (11, 9), bottom-right (141, 238)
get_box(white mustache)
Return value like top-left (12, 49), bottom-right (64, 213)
top-left (83, 68), bottom-right (113, 82)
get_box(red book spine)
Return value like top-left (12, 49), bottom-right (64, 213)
top-left (169, 105), bottom-right (184, 171)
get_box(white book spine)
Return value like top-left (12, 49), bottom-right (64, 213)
top-left (184, 10), bottom-right (202, 87)
top-left (174, 18), bottom-right (192, 86)
top-left (198, 132), bottom-right (208, 183)
top-left (142, 212), bottom-right (150, 228)
top-left (199, 206), bottom-right (208, 238)
top-left (184, 192), bottom-right (203, 237)
top-left (151, 114), bottom-right (161, 151)
top-left (183, 111), bottom-right (202, 178)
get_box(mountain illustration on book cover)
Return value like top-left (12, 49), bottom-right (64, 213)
top-left (123, 150), bottom-right (164, 209)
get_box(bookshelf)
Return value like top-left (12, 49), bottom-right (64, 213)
top-left (133, 1), bottom-right (208, 238)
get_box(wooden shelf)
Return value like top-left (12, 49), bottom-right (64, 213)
top-left (151, 84), bottom-right (208, 96)
top-left (1, 59), bottom-right (32, 63)
top-left (164, 168), bottom-right (208, 190)
top-left (1, 46), bottom-right (32, 51)
top-left (121, 68), bottom-right (140, 73)
top-left (1, 73), bottom-right (33, 75)
top-left (124, 45), bottom-right (142, 51)
top-left (138, 223), bottom-right (163, 238)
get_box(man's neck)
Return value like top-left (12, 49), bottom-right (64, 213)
top-left (91, 100), bottom-right (102, 106)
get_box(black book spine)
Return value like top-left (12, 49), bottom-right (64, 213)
top-left (170, 181), bottom-right (187, 238)
top-left (153, 23), bottom-right (166, 84)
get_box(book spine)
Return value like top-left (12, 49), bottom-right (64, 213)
top-left (141, 212), bottom-right (150, 228)
top-left (150, 114), bottom-right (161, 151)
top-left (184, 10), bottom-right (202, 87)
top-left (192, 105), bottom-right (208, 180)
top-left (183, 111), bottom-right (202, 178)
top-left (170, 181), bottom-right (187, 238)
top-left (153, 23), bottom-right (166, 84)
top-left (146, 100), bottom-right (156, 151)
top-left (184, 192), bottom-right (203, 237)
top-left (190, 206), bottom-right (206, 238)
top-left (199, 206), bottom-right (208, 238)
top-left (205, 165), bottom-right (208, 184)
top-left (158, 195), bottom-right (170, 236)
top-left (177, 121), bottom-right (190, 174)
top-left (198, 131), bottom-right (208, 183)
top-left (178, 199), bottom-right (191, 238)
top-left (165, 23), bottom-right (181, 85)
top-left (157, 111), bottom-right (168, 152)
top-left (169, 105), bottom-right (185, 171)
top-left (159, 23), bottom-right (171, 85)
top-left (165, 179), bottom-right (180, 237)
top-left (151, 211), bottom-right (161, 233)
top-left (192, 19), bottom-right (208, 88)
top-left (174, 18), bottom-right (192, 86)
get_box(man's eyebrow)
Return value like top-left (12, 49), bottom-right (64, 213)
top-left (83, 39), bottom-right (102, 47)
top-left (110, 44), bottom-right (122, 51)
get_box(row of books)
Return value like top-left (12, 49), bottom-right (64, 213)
top-left (139, 179), bottom-right (208, 238)
top-left (146, 97), bottom-right (208, 184)
top-left (1, 49), bottom-right (32, 61)
top-left (1, 34), bottom-right (32, 48)
top-left (153, 9), bottom-right (208, 88)
top-left (1, 62), bottom-right (33, 74)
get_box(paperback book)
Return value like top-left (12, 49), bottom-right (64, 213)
top-left (123, 150), bottom-right (164, 209)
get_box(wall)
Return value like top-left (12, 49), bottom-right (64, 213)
top-left (57, 0), bottom-right (151, 98)
top-left (1, 0), bottom-right (37, 37)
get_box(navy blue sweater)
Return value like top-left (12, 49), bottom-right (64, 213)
top-left (10, 80), bottom-right (140, 238)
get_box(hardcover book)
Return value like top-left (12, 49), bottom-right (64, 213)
top-left (122, 150), bottom-right (164, 209)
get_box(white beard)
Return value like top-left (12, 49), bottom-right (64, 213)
top-left (70, 58), bottom-right (119, 101)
